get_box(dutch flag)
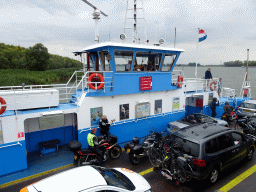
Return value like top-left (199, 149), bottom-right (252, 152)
top-left (199, 29), bottom-right (207, 42)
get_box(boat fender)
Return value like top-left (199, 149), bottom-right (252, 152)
top-left (0, 97), bottom-right (6, 115)
top-left (177, 76), bottom-right (183, 88)
top-left (88, 73), bottom-right (105, 90)
top-left (210, 81), bottom-right (217, 91)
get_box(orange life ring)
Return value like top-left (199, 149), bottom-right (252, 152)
top-left (177, 76), bottom-right (183, 88)
top-left (88, 73), bottom-right (104, 90)
top-left (0, 97), bottom-right (7, 115)
top-left (210, 81), bottom-right (217, 91)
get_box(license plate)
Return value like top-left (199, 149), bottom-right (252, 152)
top-left (173, 128), bottom-right (177, 131)
top-left (223, 115), bottom-right (226, 118)
top-left (127, 148), bottom-right (130, 153)
top-left (74, 156), bottom-right (77, 160)
top-left (244, 110), bottom-right (251, 112)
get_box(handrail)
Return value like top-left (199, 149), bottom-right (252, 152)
top-left (0, 141), bottom-right (22, 149)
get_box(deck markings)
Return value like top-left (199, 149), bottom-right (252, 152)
top-left (0, 164), bottom-right (73, 188)
top-left (218, 164), bottom-right (256, 192)
top-left (139, 167), bottom-right (154, 176)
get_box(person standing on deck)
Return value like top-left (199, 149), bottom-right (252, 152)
top-left (210, 97), bottom-right (219, 117)
top-left (99, 115), bottom-right (115, 138)
top-left (205, 68), bottom-right (212, 89)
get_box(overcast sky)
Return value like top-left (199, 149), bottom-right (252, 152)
top-left (1, 0), bottom-right (256, 65)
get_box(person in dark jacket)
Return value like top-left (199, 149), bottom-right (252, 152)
top-left (99, 115), bottom-right (115, 138)
top-left (210, 97), bottom-right (219, 117)
top-left (205, 68), bottom-right (212, 89)
top-left (87, 128), bottom-right (105, 165)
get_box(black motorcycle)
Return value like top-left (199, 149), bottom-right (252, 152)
top-left (68, 134), bottom-right (122, 167)
top-left (236, 116), bottom-right (256, 136)
top-left (124, 131), bottom-right (163, 165)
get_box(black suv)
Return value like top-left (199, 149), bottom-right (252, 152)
top-left (170, 123), bottom-right (255, 183)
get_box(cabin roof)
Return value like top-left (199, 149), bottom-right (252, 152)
top-left (77, 42), bottom-right (185, 53)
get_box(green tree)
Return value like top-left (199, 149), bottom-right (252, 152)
top-left (25, 43), bottom-right (50, 71)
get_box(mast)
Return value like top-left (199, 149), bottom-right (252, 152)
top-left (240, 49), bottom-right (251, 98)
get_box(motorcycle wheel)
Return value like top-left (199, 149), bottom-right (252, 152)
top-left (170, 162), bottom-right (187, 183)
top-left (129, 152), bottom-right (141, 165)
top-left (73, 158), bottom-right (79, 167)
top-left (148, 147), bottom-right (163, 167)
top-left (110, 145), bottom-right (122, 159)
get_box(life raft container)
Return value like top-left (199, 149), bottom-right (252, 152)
top-left (88, 73), bottom-right (104, 90)
top-left (210, 81), bottom-right (217, 91)
top-left (177, 76), bottom-right (183, 88)
top-left (0, 97), bottom-right (7, 115)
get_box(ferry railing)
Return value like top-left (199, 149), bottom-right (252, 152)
top-left (172, 70), bottom-right (185, 85)
top-left (182, 78), bottom-right (220, 93)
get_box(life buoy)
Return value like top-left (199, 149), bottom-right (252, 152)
top-left (210, 81), bottom-right (217, 91)
top-left (177, 76), bottom-right (183, 88)
top-left (88, 73), bottom-right (104, 90)
top-left (0, 97), bottom-right (7, 115)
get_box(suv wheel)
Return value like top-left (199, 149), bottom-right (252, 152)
top-left (247, 148), bottom-right (254, 161)
top-left (208, 168), bottom-right (219, 184)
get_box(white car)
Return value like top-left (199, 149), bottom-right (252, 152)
top-left (20, 166), bottom-right (151, 192)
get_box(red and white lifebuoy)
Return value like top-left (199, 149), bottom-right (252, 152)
top-left (88, 73), bottom-right (104, 90)
top-left (177, 76), bottom-right (183, 88)
top-left (210, 81), bottom-right (217, 91)
top-left (0, 97), bottom-right (7, 115)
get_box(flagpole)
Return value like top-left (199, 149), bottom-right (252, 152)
top-left (195, 28), bottom-right (199, 78)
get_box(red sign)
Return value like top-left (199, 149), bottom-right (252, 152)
top-left (18, 132), bottom-right (24, 138)
top-left (140, 76), bottom-right (152, 91)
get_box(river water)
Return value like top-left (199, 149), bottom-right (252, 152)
top-left (174, 66), bottom-right (256, 99)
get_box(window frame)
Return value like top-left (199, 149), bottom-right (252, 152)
top-left (160, 53), bottom-right (177, 72)
top-left (113, 50), bottom-right (134, 72)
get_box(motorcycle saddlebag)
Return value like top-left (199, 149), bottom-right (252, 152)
top-left (108, 134), bottom-right (117, 145)
top-left (132, 145), bottom-right (143, 155)
top-left (68, 140), bottom-right (82, 152)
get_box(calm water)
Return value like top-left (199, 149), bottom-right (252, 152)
top-left (174, 66), bottom-right (256, 99)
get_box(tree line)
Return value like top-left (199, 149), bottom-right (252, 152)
top-left (224, 60), bottom-right (256, 67)
top-left (0, 43), bottom-right (82, 71)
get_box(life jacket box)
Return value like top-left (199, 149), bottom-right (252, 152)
top-left (108, 134), bottom-right (117, 145)
top-left (68, 140), bottom-right (82, 152)
top-left (132, 145), bottom-right (143, 155)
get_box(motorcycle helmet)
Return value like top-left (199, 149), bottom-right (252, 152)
top-left (213, 97), bottom-right (217, 101)
top-left (132, 137), bottom-right (140, 144)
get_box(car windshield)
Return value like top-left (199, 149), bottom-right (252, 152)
top-left (93, 166), bottom-right (135, 191)
top-left (172, 135), bottom-right (200, 157)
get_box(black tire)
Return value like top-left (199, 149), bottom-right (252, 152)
top-left (171, 162), bottom-right (187, 183)
top-left (148, 147), bottom-right (163, 167)
top-left (208, 168), bottom-right (219, 184)
top-left (247, 147), bottom-right (254, 161)
top-left (110, 145), bottom-right (122, 159)
top-left (73, 158), bottom-right (79, 167)
top-left (129, 152), bottom-right (141, 165)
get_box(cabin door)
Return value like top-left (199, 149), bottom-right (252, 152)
top-left (185, 96), bottom-right (204, 116)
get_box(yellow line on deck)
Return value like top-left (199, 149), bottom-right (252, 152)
top-left (218, 164), bottom-right (256, 192)
top-left (139, 167), bottom-right (154, 176)
top-left (0, 164), bottom-right (73, 189)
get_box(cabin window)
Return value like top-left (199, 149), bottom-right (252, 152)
top-left (133, 52), bottom-right (162, 72)
top-left (99, 51), bottom-right (111, 71)
top-left (90, 107), bottom-right (103, 126)
top-left (89, 53), bottom-right (96, 71)
top-left (120, 104), bottom-right (129, 120)
top-left (114, 50), bottom-right (134, 72)
top-left (135, 102), bottom-right (150, 118)
top-left (161, 53), bottom-right (177, 72)
top-left (173, 97), bottom-right (180, 111)
top-left (0, 121), bottom-right (3, 144)
top-left (155, 100), bottom-right (162, 114)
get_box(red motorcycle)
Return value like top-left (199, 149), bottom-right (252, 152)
top-left (221, 109), bottom-right (237, 125)
top-left (68, 135), bottom-right (122, 167)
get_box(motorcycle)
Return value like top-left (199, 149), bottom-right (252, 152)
top-left (68, 134), bottom-right (122, 167)
top-left (124, 131), bottom-right (163, 165)
top-left (221, 109), bottom-right (237, 125)
top-left (236, 116), bottom-right (256, 136)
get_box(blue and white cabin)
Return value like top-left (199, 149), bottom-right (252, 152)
top-left (0, 42), bottom-right (247, 177)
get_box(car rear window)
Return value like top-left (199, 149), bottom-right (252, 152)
top-left (93, 166), bottom-right (135, 191)
top-left (172, 135), bottom-right (200, 157)
top-left (240, 102), bottom-right (256, 110)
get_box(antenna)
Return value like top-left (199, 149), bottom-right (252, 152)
top-left (82, 0), bottom-right (108, 43)
top-left (123, 0), bottom-right (147, 43)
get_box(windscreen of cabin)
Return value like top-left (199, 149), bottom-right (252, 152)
top-left (161, 53), bottom-right (177, 72)
top-left (133, 52), bottom-right (162, 72)
top-left (89, 53), bottom-right (97, 71)
top-left (114, 50), bottom-right (134, 72)
top-left (99, 51), bottom-right (111, 71)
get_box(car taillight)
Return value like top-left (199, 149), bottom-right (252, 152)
top-left (193, 159), bottom-right (206, 167)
